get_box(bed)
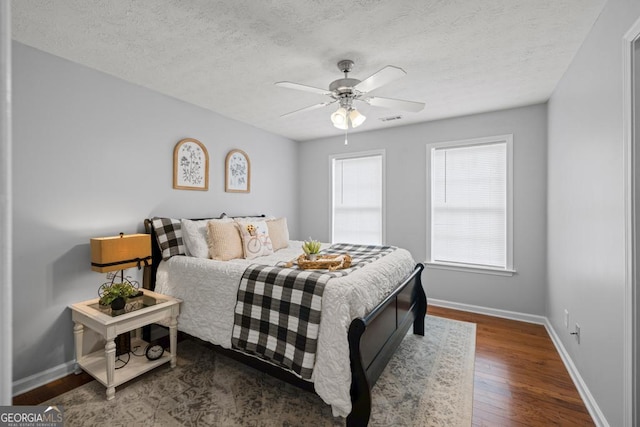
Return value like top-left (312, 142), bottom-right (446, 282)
top-left (143, 216), bottom-right (427, 427)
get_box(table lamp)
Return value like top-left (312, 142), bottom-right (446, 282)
top-left (90, 232), bottom-right (151, 360)
top-left (91, 232), bottom-right (151, 281)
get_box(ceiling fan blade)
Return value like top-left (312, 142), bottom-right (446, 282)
top-left (354, 65), bottom-right (406, 93)
top-left (275, 81), bottom-right (331, 96)
top-left (366, 96), bottom-right (425, 112)
top-left (280, 101), bottom-right (336, 118)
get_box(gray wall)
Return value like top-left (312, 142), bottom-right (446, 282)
top-left (299, 104), bottom-right (548, 316)
top-left (547, 0), bottom-right (640, 425)
top-left (12, 42), bottom-right (298, 382)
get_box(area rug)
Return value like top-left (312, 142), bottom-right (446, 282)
top-left (47, 315), bottom-right (476, 426)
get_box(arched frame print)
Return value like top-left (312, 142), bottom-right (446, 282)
top-left (225, 149), bottom-right (251, 193)
top-left (173, 138), bottom-right (209, 191)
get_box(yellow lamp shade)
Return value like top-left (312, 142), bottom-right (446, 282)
top-left (90, 233), bottom-right (151, 273)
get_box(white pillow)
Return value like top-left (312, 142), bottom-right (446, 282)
top-left (182, 218), bottom-right (232, 258)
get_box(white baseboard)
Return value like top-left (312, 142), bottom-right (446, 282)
top-left (543, 318), bottom-right (609, 427)
top-left (12, 360), bottom-right (76, 397)
top-left (429, 298), bottom-right (609, 427)
top-left (428, 298), bottom-right (547, 324)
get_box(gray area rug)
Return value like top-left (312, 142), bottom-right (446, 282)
top-left (48, 315), bottom-right (476, 426)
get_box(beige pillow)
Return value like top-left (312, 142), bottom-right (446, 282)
top-left (236, 220), bottom-right (274, 259)
top-left (266, 217), bottom-right (289, 251)
top-left (206, 220), bottom-right (243, 261)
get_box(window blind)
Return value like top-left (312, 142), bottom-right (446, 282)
top-left (431, 142), bottom-right (507, 268)
top-left (332, 155), bottom-right (383, 244)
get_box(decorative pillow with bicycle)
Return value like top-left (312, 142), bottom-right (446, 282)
top-left (236, 220), bottom-right (274, 259)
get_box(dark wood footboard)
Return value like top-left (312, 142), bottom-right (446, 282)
top-left (347, 263), bottom-right (427, 427)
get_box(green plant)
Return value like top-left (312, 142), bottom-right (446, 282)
top-left (99, 282), bottom-right (139, 306)
top-left (302, 238), bottom-right (321, 255)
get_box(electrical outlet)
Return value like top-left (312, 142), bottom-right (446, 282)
top-left (573, 323), bottom-right (580, 344)
top-left (564, 309), bottom-right (569, 328)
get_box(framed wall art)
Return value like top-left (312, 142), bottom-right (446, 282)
top-left (173, 138), bottom-right (209, 191)
top-left (225, 149), bottom-right (250, 193)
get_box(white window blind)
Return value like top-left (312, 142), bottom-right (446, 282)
top-left (430, 141), bottom-right (509, 269)
top-left (332, 153), bottom-right (383, 245)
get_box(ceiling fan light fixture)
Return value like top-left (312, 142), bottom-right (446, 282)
top-left (349, 109), bottom-right (366, 128)
top-left (333, 121), bottom-right (348, 130)
top-left (276, 59), bottom-right (424, 138)
top-left (331, 107), bottom-right (348, 129)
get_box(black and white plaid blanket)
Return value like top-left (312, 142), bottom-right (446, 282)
top-left (231, 243), bottom-right (396, 379)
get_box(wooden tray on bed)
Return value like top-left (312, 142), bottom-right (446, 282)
top-left (296, 253), bottom-right (352, 271)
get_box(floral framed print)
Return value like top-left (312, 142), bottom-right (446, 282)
top-left (173, 138), bottom-right (209, 191)
top-left (225, 149), bottom-right (250, 193)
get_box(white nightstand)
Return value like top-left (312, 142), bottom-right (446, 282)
top-left (70, 289), bottom-right (181, 400)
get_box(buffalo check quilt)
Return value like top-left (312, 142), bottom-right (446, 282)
top-left (231, 243), bottom-right (396, 379)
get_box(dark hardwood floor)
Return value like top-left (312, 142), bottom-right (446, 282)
top-left (428, 305), bottom-right (594, 427)
top-left (12, 370), bottom-right (93, 406)
top-left (13, 306), bottom-right (594, 426)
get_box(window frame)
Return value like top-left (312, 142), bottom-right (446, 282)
top-left (426, 134), bottom-right (515, 276)
top-left (329, 149), bottom-right (386, 245)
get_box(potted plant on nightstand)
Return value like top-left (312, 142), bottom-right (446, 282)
top-left (98, 282), bottom-right (142, 311)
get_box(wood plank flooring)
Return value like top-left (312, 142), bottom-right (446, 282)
top-left (13, 306), bottom-right (594, 426)
top-left (12, 370), bottom-right (93, 406)
top-left (428, 305), bottom-right (594, 426)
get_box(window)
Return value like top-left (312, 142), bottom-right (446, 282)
top-left (331, 151), bottom-right (385, 244)
top-left (427, 135), bottom-right (514, 275)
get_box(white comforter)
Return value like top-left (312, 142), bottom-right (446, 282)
top-left (155, 241), bottom-right (415, 417)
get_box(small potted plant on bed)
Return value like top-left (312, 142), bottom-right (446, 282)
top-left (98, 282), bottom-right (141, 311)
top-left (302, 238), bottom-right (322, 261)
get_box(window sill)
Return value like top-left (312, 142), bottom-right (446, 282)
top-left (425, 261), bottom-right (516, 277)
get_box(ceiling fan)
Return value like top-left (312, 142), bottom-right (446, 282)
top-left (275, 59), bottom-right (425, 130)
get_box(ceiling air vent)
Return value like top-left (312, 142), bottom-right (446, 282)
top-left (380, 115), bottom-right (402, 122)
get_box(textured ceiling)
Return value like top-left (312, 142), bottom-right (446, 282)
top-left (12, 0), bottom-right (605, 142)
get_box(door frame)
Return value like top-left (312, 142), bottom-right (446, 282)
top-left (0, 0), bottom-right (12, 406)
top-left (623, 17), bottom-right (640, 427)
